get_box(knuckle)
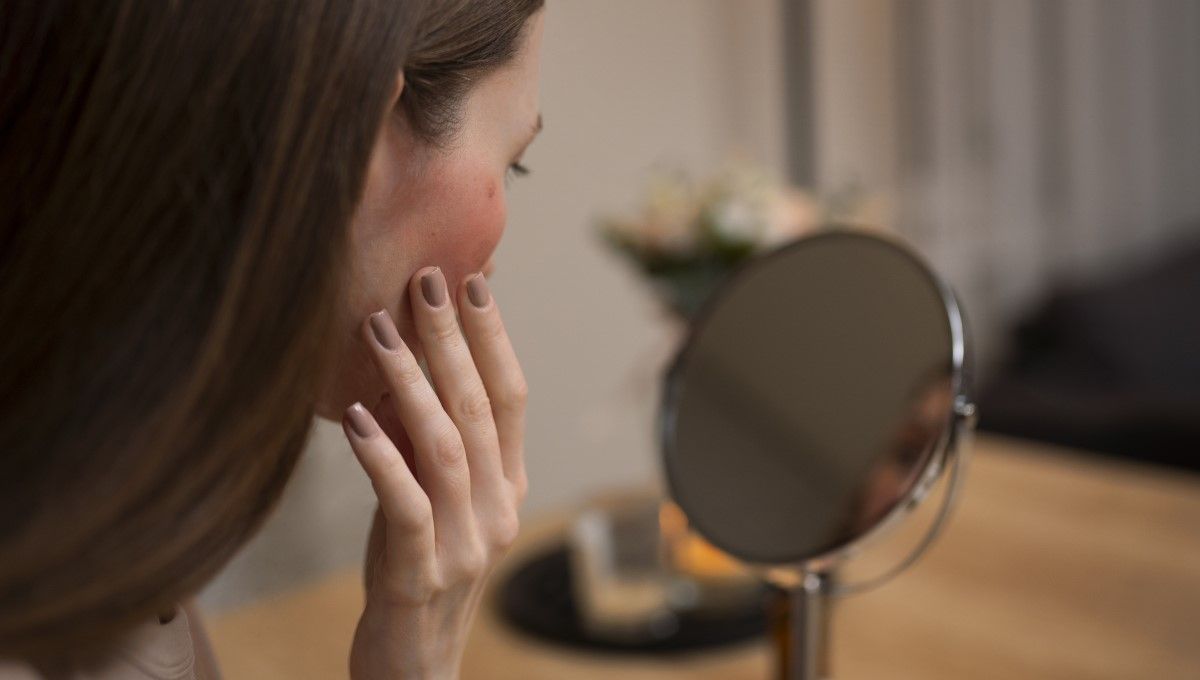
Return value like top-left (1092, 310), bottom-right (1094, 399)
top-left (428, 316), bottom-right (462, 344)
top-left (455, 388), bottom-right (493, 424)
top-left (392, 496), bottom-right (435, 534)
top-left (495, 378), bottom-right (528, 415)
top-left (488, 510), bottom-right (520, 553)
top-left (512, 472), bottom-right (529, 505)
top-left (395, 359), bottom-right (426, 389)
top-left (431, 427), bottom-right (465, 467)
top-left (480, 316), bottom-right (508, 342)
top-left (450, 540), bottom-right (489, 582)
top-left (379, 561), bottom-right (440, 607)
top-left (510, 377), bottom-right (529, 406)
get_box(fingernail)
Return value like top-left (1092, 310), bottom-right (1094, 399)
top-left (421, 268), bottom-right (446, 308)
top-left (345, 402), bottom-right (378, 438)
top-left (467, 273), bottom-right (490, 308)
top-left (369, 310), bottom-right (402, 350)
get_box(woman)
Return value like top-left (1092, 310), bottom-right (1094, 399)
top-left (0, 0), bottom-right (544, 676)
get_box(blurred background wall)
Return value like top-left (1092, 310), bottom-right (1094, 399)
top-left (802, 0), bottom-right (1200, 470)
top-left (808, 0), bottom-right (1200, 367)
top-left (202, 0), bottom-right (1200, 609)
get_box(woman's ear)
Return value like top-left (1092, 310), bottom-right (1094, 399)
top-left (393, 71), bottom-right (405, 109)
top-left (353, 72), bottom-right (408, 243)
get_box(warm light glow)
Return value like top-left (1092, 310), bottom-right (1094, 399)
top-left (659, 500), bottom-right (750, 580)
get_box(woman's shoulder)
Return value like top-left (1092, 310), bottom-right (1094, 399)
top-left (0, 603), bottom-right (219, 680)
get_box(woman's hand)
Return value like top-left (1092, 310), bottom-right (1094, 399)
top-left (341, 266), bottom-right (528, 680)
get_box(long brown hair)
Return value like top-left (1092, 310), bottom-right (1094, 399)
top-left (0, 0), bottom-right (541, 662)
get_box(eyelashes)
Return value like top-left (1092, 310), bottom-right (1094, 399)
top-left (504, 161), bottom-right (530, 188)
top-left (508, 161), bottom-right (530, 179)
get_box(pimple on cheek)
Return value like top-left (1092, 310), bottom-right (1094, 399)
top-left (473, 174), bottom-right (506, 232)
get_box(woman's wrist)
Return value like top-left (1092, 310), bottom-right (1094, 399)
top-left (350, 598), bottom-right (462, 680)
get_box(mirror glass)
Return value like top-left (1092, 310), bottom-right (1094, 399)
top-left (661, 231), bottom-right (962, 566)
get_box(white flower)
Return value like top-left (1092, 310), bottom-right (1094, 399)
top-left (708, 195), bottom-right (765, 244)
top-left (763, 188), bottom-right (820, 247)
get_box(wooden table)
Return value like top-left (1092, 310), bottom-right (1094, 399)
top-left (208, 435), bottom-right (1200, 679)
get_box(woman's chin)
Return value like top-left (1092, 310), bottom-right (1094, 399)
top-left (311, 328), bottom-right (424, 423)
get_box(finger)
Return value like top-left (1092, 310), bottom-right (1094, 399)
top-left (363, 309), bottom-right (475, 543)
top-left (362, 506), bottom-right (386, 591)
top-left (370, 392), bottom-right (416, 480)
top-left (342, 402), bottom-right (433, 557)
top-left (409, 266), bottom-right (507, 504)
top-left (456, 272), bottom-right (528, 496)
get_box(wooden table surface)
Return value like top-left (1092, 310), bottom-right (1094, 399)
top-left (208, 435), bottom-right (1200, 679)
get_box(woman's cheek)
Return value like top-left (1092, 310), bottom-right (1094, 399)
top-left (435, 174), bottom-right (508, 283)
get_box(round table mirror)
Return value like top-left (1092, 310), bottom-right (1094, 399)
top-left (660, 230), bottom-right (976, 679)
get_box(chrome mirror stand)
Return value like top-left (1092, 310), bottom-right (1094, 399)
top-left (770, 402), bottom-right (976, 680)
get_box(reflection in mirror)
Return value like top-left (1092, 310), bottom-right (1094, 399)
top-left (662, 231), bottom-right (962, 566)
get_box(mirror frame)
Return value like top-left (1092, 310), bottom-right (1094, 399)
top-left (659, 229), bottom-right (974, 575)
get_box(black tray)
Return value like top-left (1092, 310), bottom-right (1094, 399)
top-left (495, 542), bottom-right (771, 655)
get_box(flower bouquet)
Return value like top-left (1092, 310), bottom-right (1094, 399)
top-left (598, 161), bottom-right (849, 320)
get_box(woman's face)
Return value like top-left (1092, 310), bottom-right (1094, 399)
top-left (315, 11), bottom-right (545, 420)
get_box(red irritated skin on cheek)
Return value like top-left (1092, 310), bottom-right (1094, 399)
top-left (408, 159), bottom-right (508, 293)
top-left (319, 150), bottom-right (508, 414)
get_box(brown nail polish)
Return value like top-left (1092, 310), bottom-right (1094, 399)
top-left (467, 273), bottom-right (490, 308)
top-left (369, 310), bottom-right (402, 350)
top-left (345, 402), bottom-right (378, 438)
top-left (421, 268), bottom-right (447, 307)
